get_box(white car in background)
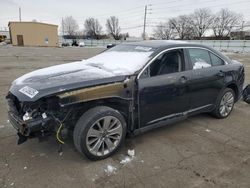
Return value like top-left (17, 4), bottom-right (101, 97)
top-left (79, 41), bottom-right (85, 47)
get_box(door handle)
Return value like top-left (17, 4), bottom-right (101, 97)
top-left (217, 70), bottom-right (225, 77)
top-left (179, 76), bottom-right (188, 84)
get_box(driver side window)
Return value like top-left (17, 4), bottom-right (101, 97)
top-left (150, 49), bottom-right (184, 77)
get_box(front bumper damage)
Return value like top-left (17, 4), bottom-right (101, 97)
top-left (6, 92), bottom-right (56, 144)
top-left (8, 111), bottom-right (53, 144)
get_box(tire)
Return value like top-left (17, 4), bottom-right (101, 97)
top-left (73, 106), bottom-right (127, 160)
top-left (211, 88), bottom-right (235, 119)
top-left (243, 85), bottom-right (250, 104)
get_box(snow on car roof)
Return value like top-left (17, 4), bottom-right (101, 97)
top-left (83, 49), bottom-right (154, 75)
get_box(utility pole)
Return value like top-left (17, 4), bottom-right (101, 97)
top-left (62, 18), bottom-right (64, 36)
top-left (142, 5), bottom-right (147, 40)
top-left (241, 21), bottom-right (245, 40)
top-left (19, 7), bottom-right (22, 22)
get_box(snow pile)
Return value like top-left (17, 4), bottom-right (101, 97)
top-left (104, 165), bottom-right (117, 176)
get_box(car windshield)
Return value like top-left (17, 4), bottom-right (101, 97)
top-left (83, 44), bottom-right (156, 75)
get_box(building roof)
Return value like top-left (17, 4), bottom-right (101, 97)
top-left (8, 21), bottom-right (58, 27)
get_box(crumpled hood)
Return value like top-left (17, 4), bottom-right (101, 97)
top-left (9, 61), bottom-right (127, 102)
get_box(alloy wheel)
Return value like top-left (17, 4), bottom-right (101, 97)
top-left (219, 91), bottom-right (234, 117)
top-left (86, 116), bottom-right (123, 156)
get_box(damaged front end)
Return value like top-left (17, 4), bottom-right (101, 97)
top-left (6, 93), bottom-right (61, 144)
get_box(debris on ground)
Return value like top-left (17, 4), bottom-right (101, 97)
top-left (127, 149), bottom-right (135, 157)
top-left (24, 166), bottom-right (27, 170)
top-left (10, 182), bottom-right (14, 186)
top-left (39, 153), bottom-right (46, 157)
top-left (120, 156), bottom-right (132, 165)
top-left (120, 149), bottom-right (136, 165)
top-left (104, 165), bottom-right (117, 176)
top-left (205, 129), bottom-right (211, 132)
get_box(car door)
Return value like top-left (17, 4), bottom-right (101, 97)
top-left (138, 49), bottom-right (191, 127)
top-left (186, 48), bottom-right (226, 109)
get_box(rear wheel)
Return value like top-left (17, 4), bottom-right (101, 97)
top-left (212, 88), bottom-right (235, 118)
top-left (73, 106), bottom-right (126, 160)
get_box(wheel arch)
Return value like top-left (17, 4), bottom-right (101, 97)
top-left (226, 82), bottom-right (239, 101)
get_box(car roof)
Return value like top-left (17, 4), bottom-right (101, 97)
top-left (124, 40), bottom-right (209, 49)
top-left (123, 40), bottom-right (231, 63)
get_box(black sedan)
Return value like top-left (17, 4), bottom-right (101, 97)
top-left (6, 40), bottom-right (245, 160)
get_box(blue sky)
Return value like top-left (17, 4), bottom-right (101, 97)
top-left (1, 0), bottom-right (250, 37)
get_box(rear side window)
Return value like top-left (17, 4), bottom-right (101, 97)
top-left (188, 49), bottom-right (212, 70)
top-left (210, 53), bottom-right (225, 66)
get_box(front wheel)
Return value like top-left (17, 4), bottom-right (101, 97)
top-left (73, 106), bottom-right (126, 160)
top-left (212, 88), bottom-right (235, 119)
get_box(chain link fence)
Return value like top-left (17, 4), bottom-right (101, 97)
top-left (60, 37), bottom-right (250, 52)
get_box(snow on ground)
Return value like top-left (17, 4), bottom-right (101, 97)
top-left (120, 149), bottom-right (135, 165)
top-left (104, 165), bottom-right (117, 176)
top-left (120, 156), bottom-right (132, 165)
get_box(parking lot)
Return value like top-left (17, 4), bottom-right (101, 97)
top-left (0, 46), bottom-right (250, 188)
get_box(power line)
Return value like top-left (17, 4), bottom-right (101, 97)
top-left (150, 0), bottom-right (250, 15)
top-left (0, 17), bottom-right (19, 21)
top-left (151, 0), bottom-right (219, 10)
top-left (120, 25), bottom-right (143, 30)
top-left (73, 5), bottom-right (145, 20)
top-left (150, 0), bottom-right (185, 6)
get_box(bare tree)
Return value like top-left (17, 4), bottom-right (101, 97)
top-left (106, 16), bottom-right (121, 40)
top-left (212, 8), bottom-right (243, 37)
top-left (190, 8), bottom-right (214, 39)
top-left (169, 15), bottom-right (195, 39)
top-left (153, 22), bottom-right (174, 39)
top-left (62, 16), bottom-right (79, 36)
top-left (84, 18), bottom-right (102, 39)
